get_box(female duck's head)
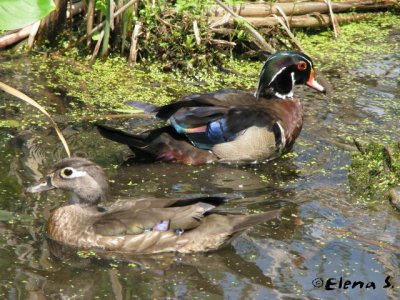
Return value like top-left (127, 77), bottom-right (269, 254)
top-left (27, 157), bottom-right (109, 205)
top-left (255, 51), bottom-right (325, 99)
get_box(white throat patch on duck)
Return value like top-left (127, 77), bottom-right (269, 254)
top-left (272, 72), bottom-right (296, 99)
top-left (254, 51), bottom-right (322, 100)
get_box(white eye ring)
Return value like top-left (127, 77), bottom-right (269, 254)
top-left (60, 167), bottom-right (87, 179)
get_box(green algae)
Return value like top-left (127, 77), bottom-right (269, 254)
top-left (349, 142), bottom-right (400, 203)
top-left (296, 13), bottom-right (400, 68)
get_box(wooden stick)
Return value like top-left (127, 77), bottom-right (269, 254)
top-left (27, 21), bottom-right (41, 50)
top-left (89, 30), bottom-right (105, 65)
top-left (210, 39), bottom-right (236, 47)
top-left (86, 0), bottom-right (95, 48)
top-left (214, 0), bottom-right (275, 53)
top-left (272, 15), bottom-right (305, 52)
top-left (325, 0), bottom-right (340, 38)
top-left (193, 20), bottom-right (201, 46)
top-left (128, 20), bottom-right (143, 67)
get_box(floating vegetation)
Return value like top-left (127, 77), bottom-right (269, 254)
top-left (349, 141), bottom-right (400, 203)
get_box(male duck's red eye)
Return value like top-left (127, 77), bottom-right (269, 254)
top-left (297, 61), bottom-right (307, 71)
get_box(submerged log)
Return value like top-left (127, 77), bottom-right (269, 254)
top-left (210, 13), bottom-right (378, 30)
top-left (207, 0), bottom-right (398, 18)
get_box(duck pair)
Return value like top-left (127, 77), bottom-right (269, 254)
top-left (27, 51), bottom-right (325, 254)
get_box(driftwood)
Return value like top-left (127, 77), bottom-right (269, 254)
top-left (210, 12), bottom-right (378, 30)
top-left (207, 0), bottom-right (398, 18)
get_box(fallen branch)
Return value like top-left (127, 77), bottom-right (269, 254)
top-left (210, 12), bottom-right (379, 29)
top-left (215, 0), bottom-right (275, 53)
top-left (207, 0), bottom-right (398, 17)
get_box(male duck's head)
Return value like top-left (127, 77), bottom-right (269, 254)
top-left (27, 157), bottom-right (109, 205)
top-left (255, 51), bottom-right (325, 99)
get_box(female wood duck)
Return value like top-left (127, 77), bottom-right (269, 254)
top-left (97, 51), bottom-right (325, 165)
top-left (27, 157), bottom-right (280, 254)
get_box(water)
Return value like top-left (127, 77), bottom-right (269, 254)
top-left (0, 37), bottom-right (399, 299)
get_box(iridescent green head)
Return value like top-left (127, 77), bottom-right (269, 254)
top-left (255, 51), bottom-right (325, 99)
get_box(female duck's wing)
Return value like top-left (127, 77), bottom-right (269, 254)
top-left (96, 209), bottom-right (281, 254)
top-left (93, 203), bottom-right (215, 236)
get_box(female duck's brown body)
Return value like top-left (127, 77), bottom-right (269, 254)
top-left (97, 51), bottom-right (325, 165)
top-left (28, 157), bottom-right (280, 254)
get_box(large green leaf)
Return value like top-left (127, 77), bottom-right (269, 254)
top-left (0, 0), bottom-right (55, 30)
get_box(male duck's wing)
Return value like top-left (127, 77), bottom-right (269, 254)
top-left (109, 196), bottom-right (227, 210)
top-left (169, 105), bottom-right (282, 150)
top-left (93, 203), bottom-right (215, 236)
top-left (133, 89), bottom-right (257, 120)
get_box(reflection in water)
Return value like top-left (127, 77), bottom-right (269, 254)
top-left (0, 34), bottom-right (400, 299)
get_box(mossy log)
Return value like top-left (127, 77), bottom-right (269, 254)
top-left (207, 0), bottom-right (398, 18)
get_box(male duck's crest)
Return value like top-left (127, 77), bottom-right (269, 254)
top-left (27, 157), bottom-right (281, 254)
top-left (255, 51), bottom-right (325, 99)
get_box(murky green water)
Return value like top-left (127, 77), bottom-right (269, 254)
top-left (0, 32), bottom-right (399, 299)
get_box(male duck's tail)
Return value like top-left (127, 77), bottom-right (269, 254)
top-left (96, 124), bottom-right (217, 164)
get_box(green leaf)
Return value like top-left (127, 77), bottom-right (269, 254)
top-left (92, 32), bottom-right (100, 41)
top-left (0, 0), bottom-right (55, 30)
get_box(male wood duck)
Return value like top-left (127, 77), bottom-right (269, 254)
top-left (97, 51), bottom-right (325, 165)
top-left (27, 157), bottom-right (280, 254)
